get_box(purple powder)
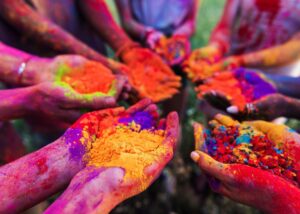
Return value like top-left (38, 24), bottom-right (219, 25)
top-left (118, 111), bottom-right (155, 130)
top-left (64, 128), bottom-right (86, 161)
top-left (234, 67), bottom-right (276, 100)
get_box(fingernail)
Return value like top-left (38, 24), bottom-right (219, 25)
top-left (190, 151), bottom-right (200, 162)
top-left (226, 106), bottom-right (238, 114)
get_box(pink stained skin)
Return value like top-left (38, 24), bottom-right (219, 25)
top-left (191, 115), bottom-right (300, 213)
top-left (0, 42), bottom-right (131, 100)
top-left (0, 122), bottom-right (26, 165)
top-left (0, 83), bottom-right (117, 123)
top-left (0, 0), bottom-right (130, 75)
top-left (0, 139), bottom-right (85, 214)
top-left (0, 99), bottom-right (179, 214)
top-left (185, 0), bottom-right (300, 81)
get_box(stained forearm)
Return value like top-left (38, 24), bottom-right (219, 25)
top-left (0, 139), bottom-right (84, 214)
top-left (241, 39), bottom-right (300, 68)
top-left (80, 0), bottom-right (134, 51)
top-left (0, 0), bottom-right (108, 64)
top-left (0, 87), bottom-right (34, 120)
top-left (45, 167), bottom-right (124, 214)
top-left (265, 74), bottom-right (300, 99)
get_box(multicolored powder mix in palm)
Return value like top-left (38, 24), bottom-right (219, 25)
top-left (58, 61), bottom-right (116, 95)
top-left (202, 121), bottom-right (299, 186)
top-left (66, 110), bottom-right (167, 188)
top-left (154, 35), bottom-right (190, 65)
top-left (197, 68), bottom-right (277, 110)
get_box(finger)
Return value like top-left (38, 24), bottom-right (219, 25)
top-left (203, 91), bottom-right (231, 110)
top-left (215, 114), bottom-right (240, 127)
top-left (190, 151), bottom-right (230, 182)
top-left (193, 122), bottom-right (205, 151)
top-left (163, 112), bottom-right (179, 150)
top-left (158, 119), bottom-right (166, 130)
top-left (126, 98), bottom-right (152, 114)
top-left (144, 104), bottom-right (159, 119)
top-left (114, 75), bottom-right (127, 99)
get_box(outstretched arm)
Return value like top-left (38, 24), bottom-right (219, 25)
top-left (0, 0), bottom-right (112, 66)
top-left (238, 33), bottom-right (300, 68)
top-left (115, 0), bottom-right (150, 41)
top-left (209, 0), bottom-right (240, 55)
top-left (173, 0), bottom-right (199, 38)
top-left (79, 0), bottom-right (137, 52)
top-left (0, 139), bottom-right (84, 214)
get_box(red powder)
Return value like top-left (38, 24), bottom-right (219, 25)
top-left (206, 124), bottom-right (299, 186)
top-left (61, 61), bottom-right (115, 94)
top-left (255, 0), bottom-right (281, 22)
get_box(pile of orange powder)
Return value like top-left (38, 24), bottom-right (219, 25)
top-left (61, 61), bottom-right (116, 94)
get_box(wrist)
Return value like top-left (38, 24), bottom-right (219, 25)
top-left (22, 57), bottom-right (52, 85)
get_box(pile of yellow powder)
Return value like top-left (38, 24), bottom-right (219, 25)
top-left (85, 122), bottom-right (166, 182)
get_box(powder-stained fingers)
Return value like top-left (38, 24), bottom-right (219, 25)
top-left (193, 122), bottom-right (205, 151)
top-left (215, 114), bottom-right (240, 127)
top-left (163, 112), bottom-right (179, 150)
top-left (144, 104), bottom-right (159, 119)
top-left (203, 91), bottom-right (232, 111)
top-left (157, 119), bottom-right (166, 130)
top-left (192, 151), bottom-right (230, 183)
top-left (114, 75), bottom-right (128, 99)
top-left (126, 98), bottom-right (152, 114)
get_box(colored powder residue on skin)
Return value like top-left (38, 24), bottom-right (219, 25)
top-left (198, 68), bottom-right (276, 110)
top-left (154, 36), bottom-right (190, 65)
top-left (204, 121), bottom-right (299, 186)
top-left (60, 61), bottom-right (116, 94)
top-left (77, 111), bottom-right (166, 189)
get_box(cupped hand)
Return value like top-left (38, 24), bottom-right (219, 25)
top-left (226, 93), bottom-right (289, 120)
top-left (33, 55), bottom-right (128, 100)
top-left (29, 82), bottom-right (117, 123)
top-left (45, 99), bottom-right (179, 213)
top-left (191, 115), bottom-right (300, 213)
top-left (183, 47), bottom-right (241, 81)
top-left (197, 68), bottom-right (276, 112)
top-left (154, 35), bottom-right (191, 66)
top-left (120, 47), bottom-right (181, 102)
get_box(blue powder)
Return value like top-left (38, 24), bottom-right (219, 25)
top-left (118, 111), bottom-right (154, 130)
top-left (236, 134), bottom-right (251, 145)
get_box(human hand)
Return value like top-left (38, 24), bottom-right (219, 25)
top-left (31, 55), bottom-right (127, 100)
top-left (120, 47), bottom-right (181, 102)
top-left (191, 115), bottom-right (300, 213)
top-left (29, 82), bottom-right (116, 123)
top-left (226, 93), bottom-right (289, 120)
top-left (183, 47), bottom-right (241, 82)
top-left (197, 68), bottom-right (277, 112)
top-left (145, 30), bottom-right (164, 49)
top-left (45, 99), bottom-right (179, 213)
top-left (183, 45), bottom-right (223, 81)
top-left (154, 35), bottom-right (191, 66)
